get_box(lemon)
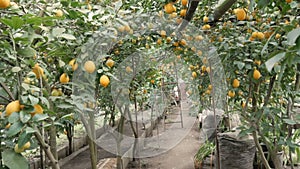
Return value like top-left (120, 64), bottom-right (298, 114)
top-left (105, 59), bottom-right (115, 68)
top-left (55, 9), bottom-right (63, 17)
top-left (192, 71), bottom-right (197, 78)
top-left (253, 69), bottom-right (261, 80)
top-left (100, 75), bottom-right (110, 87)
top-left (84, 60), bottom-right (96, 73)
top-left (164, 3), bottom-right (175, 14)
top-left (126, 66), bottom-right (132, 73)
top-left (203, 16), bottom-right (209, 23)
top-left (232, 79), bottom-right (240, 88)
top-left (160, 30), bottom-right (167, 37)
top-left (31, 104), bottom-right (43, 116)
top-left (235, 8), bottom-right (246, 21)
top-left (228, 90), bottom-right (235, 98)
top-left (60, 73), bottom-right (70, 84)
top-left (180, 39), bottom-right (187, 46)
top-left (0, 0), bottom-right (10, 9)
top-left (181, 0), bottom-right (188, 6)
top-left (257, 32), bottom-right (265, 40)
top-left (14, 144), bottom-right (25, 153)
top-left (286, 0), bottom-right (292, 3)
top-left (5, 123), bottom-right (11, 129)
top-left (5, 100), bottom-right (21, 117)
top-left (32, 63), bottom-right (44, 79)
top-left (23, 142), bottom-right (31, 149)
top-left (180, 9), bottom-right (187, 17)
top-left (151, 80), bottom-right (155, 84)
top-left (69, 59), bottom-right (78, 71)
top-left (202, 24), bottom-right (211, 30)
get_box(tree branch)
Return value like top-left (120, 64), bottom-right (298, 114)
top-left (0, 82), bottom-right (15, 101)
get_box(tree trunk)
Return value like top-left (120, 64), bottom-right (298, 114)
top-left (87, 137), bottom-right (97, 169)
top-left (49, 125), bottom-right (58, 161)
top-left (270, 151), bottom-right (282, 169)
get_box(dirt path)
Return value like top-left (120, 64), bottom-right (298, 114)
top-left (129, 122), bottom-right (200, 169)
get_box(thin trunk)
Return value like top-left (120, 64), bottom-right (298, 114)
top-left (87, 137), bottom-right (97, 169)
top-left (49, 125), bottom-right (58, 161)
top-left (34, 126), bottom-right (60, 169)
top-left (116, 106), bottom-right (125, 169)
top-left (88, 110), bottom-right (97, 169)
top-left (213, 0), bottom-right (237, 21)
top-left (253, 131), bottom-right (271, 169)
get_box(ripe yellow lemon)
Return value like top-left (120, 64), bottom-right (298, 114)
top-left (180, 9), bottom-right (187, 17)
top-left (0, 0), bottom-right (10, 9)
top-left (227, 90), bottom-right (235, 98)
top-left (32, 63), bottom-right (44, 79)
top-left (275, 33), bottom-right (281, 39)
top-left (60, 73), bottom-right (70, 84)
top-left (5, 100), bottom-right (21, 117)
top-left (151, 79), bottom-right (155, 84)
top-left (235, 8), bottom-right (246, 21)
top-left (31, 104), bottom-right (43, 116)
top-left (84, 60), bottom-right (96, 73)
top-left (208, 84), bottom-right (212, 90)
top-left (23, 142), bottom-right (31, 149)
top-left (180, 39), bottom-right (187, 46)
top-left (253, 69), bottom-right (261, 80)
top-left (14, 144), bottom-right (24, 153)
top-left (286, 0), bottom-right (292, 3)
top-left (55, 9), bottom-right (63, 17)
top-left (164, 3), bottom-right (175, 14)
top-left (157, 39), bottom-right (162, 45)
top-left (202, 24), bottom-right (211, 30)
top-left (105, 59), bottom-right (115, 68)
top-left (232, 79), bottom-right (240, 88)
top-left (257, 32), bottom-right (265, 40)
top-left (181, 0), bottom-right (188, 6)
top-left (203, 16), bottom-right (209, 23)
top-left (160, 30), bottom-right (167, 37)
top-left (166, 37), bottom-right (172, 43)
top-left (126, 66), bottom-right (133, 73)
top-left (254, 59), bottom-right (261, 66)
top-left (100, 75), bottom-right (110, 87)
top-left (14, 142), bottom-right (30, 153)
top-left (251, 32), bottom-right (258, 38)
top-left (192, 71), bottom-right (197, 78)
top-left (69, 59), bottom-right (78, 71)
top-left (5, 123), bottom-right (11, 129)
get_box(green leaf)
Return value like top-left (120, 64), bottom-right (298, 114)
top-left (287, 28), bottom-right (300, 46)
top-left (20, 111), bottom-right (31, 123)
top-left (0, 17), bottom-right (24, 29)
top-left (6, 121), bottom-right (23, 137)
top-left (8, 112), bottom-right (20, 124)
top-left (52, 27), bottom-right (66, 37)
top-left (12, 67), bottom-right (22, 73)
top-left (17, 131), bottom-right (31, 148)
top-left (25, 127), bottom-right (35, 134)
top-left (114, 0), bottom-right (123, 12)
top-left (58, 34), bottom-right (76, 40)
top-left (28, 95), bottom-right (39, 105)
top-left (257, 0), bottom-right (270, 8)
top-left (283, 119), bottom-right (297, 125)
top-left (233, 61), bottom-right (245, 70)
top-left (32, 114), bottom-right (49, 122)
top-left (265, 52), bottom-right (286, 72)
top-left (17, 47), bottom-right (36, 58)
top-left (57, 104), bottom-right (74, 109)
top-left (40, 97), bottom-right (50, 109)
top-left (2, 150), bottom-right (29, 169)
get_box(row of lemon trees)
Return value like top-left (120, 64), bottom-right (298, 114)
top-left (0, 0), bottom-right (299, 169)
